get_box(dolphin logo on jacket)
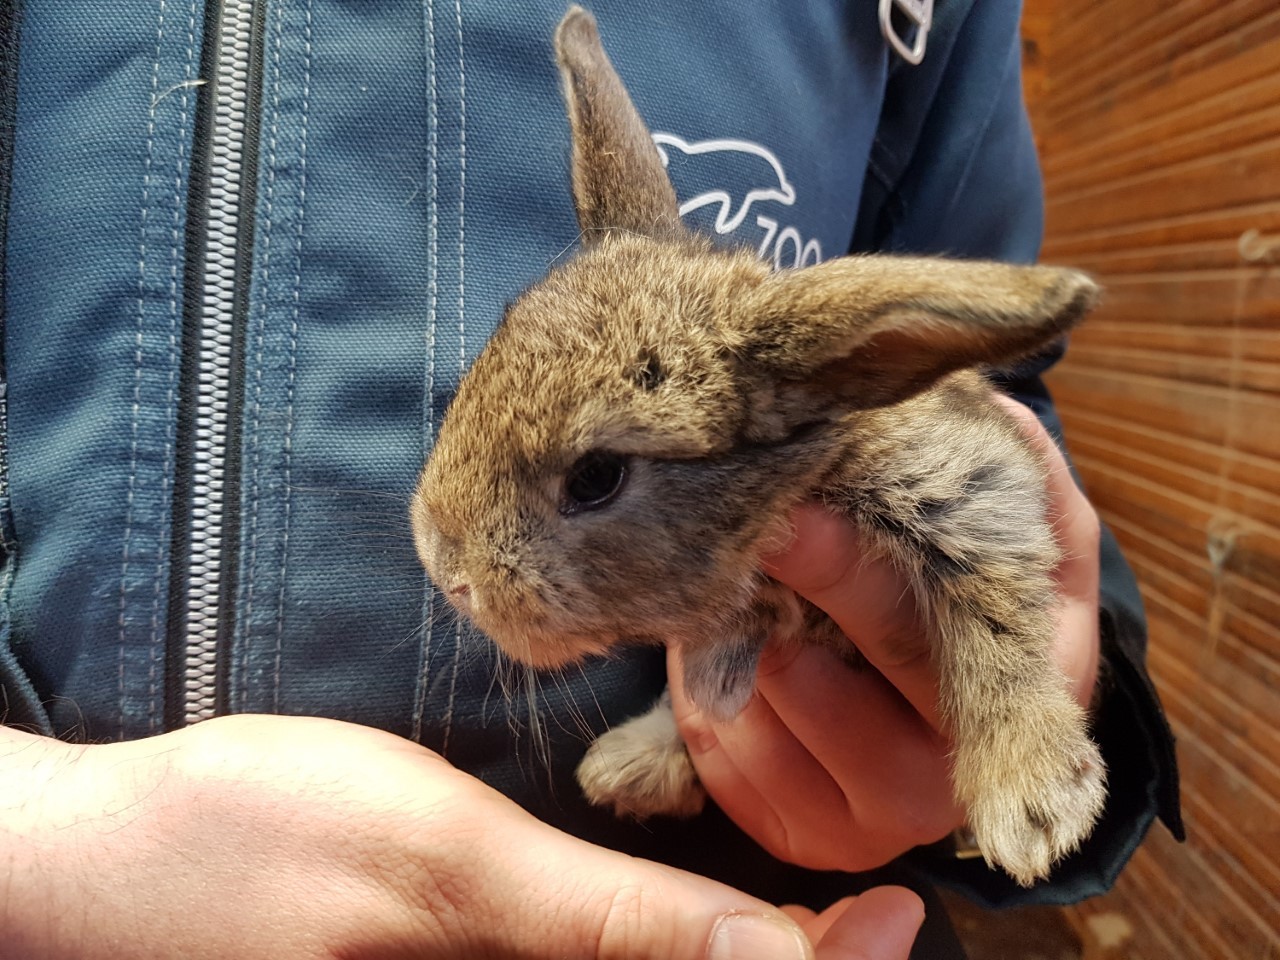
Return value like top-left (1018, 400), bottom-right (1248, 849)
top-left (651, 133), bottom-right (797, 235)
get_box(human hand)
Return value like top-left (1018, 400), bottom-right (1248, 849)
top-left (1, 714), bottom-right (923, 959)
top-left (670, 396), bottom-right (1102, 872)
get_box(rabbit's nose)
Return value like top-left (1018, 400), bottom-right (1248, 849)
top-left (447, 582), bottom-right (473, 615)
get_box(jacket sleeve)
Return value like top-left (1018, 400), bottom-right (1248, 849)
top-left (852, 0), bottom-right (1183, 907)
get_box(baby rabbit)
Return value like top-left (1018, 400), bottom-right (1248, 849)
top-left (412, 6), bottom-right (1106, 887)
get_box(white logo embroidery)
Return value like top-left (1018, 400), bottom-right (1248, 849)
top-left (652, 132), bottom-right (823, 268)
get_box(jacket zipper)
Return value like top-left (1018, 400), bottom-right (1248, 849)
top-left (170, 0), bottom-right (267, 727)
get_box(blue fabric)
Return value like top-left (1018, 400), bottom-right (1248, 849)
top-left (7, 0), bottom-right (205, 737)
top-left (2, 0), bottom-right (1178, 945)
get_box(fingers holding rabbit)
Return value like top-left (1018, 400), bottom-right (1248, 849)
top-left (665, 398), bottom-right (1103, 877)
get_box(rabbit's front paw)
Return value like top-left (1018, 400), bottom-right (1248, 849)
top-left (963, 726), bottom-right (1107, 887)
top-left (575, 694), bottom-right (705, 819)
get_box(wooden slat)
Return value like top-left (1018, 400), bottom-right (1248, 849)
top-left (1151, 646), bottom-right (1280, 826)
top-left (1179, 789), bottom-right (1280, 932)
top-left (1075, 458), bottom-right (1280, 601)
top-left (1131, 563), bottom-right (1280, 727)
top-left (1064, 323), bottom-right (1280, 368)
top-left (1224, 571), bottom-right (1280, 644)
top-left (1044, 83), bottom-right (1280, 192)
top-left (1064, 240), bottom-right (1280, 278)
top-left (1057, 274), bottom-right (1280, 330)
top-left (1116, 542), bottom-right (1280, 699)
top-left (1065, 343), bottom-right (1280, 395)
top-left (1050, 365), bottom-right (1280, 462)
top-left (1067, 429), bottom-right (1280, 529)
top-left (1045, 0), bottom-right (1251, 99)
top-left (1044, 202), bottom-right (1280, 261)
top-left (1147, 634), bottom-right (1280, 813)
top-left (1134, 811), bottom-right (1279, 960)
top-left (1045, 2), bottom-right (1280, 136)
top-left (1064, 855), bottom-right (1187, 960)
top-left (1125, 846), bottom-right (1238, 960)
top-left (1060, 406), bottom-right (1280, 496)
top-left (1044, 140), bottom-right (1280, 237)
top-left (1046, 0), bottom-right (1176, 76)
top-left (1042, 33), bottom-right (1280, 163)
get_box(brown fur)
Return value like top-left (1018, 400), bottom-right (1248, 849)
top-left (411, 6), bottom-right (1105, 886)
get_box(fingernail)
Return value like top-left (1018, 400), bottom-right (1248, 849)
top-left (707, 911), bottom-right (813, 960)
top-left (681, 713), bottom-right (719, 756)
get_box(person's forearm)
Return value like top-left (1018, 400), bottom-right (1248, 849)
top-left (0, 726), bottom-right (91, 957)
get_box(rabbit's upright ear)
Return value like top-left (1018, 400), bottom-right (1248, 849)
top-left (736, 256), bottom-right (1099, 417)
top-left (555, 7), bottom-right (682, 243)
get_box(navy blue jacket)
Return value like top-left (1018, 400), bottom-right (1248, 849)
top-left (1, 1), bottom-right (1180, 955)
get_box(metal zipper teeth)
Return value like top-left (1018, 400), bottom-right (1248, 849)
top-left (183, 0), bottom-right (257, 725)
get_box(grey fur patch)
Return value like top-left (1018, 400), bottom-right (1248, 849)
top-left (870, 508), bottom-right (976, 580)
top-left (983, 614), bottom-right (1011, 636)
top-left (681, 633), bottom-right (765, 722)
top-left (965, 463), bottom-right (1005, 492)
top-left (917, 496), bottom-right (960, 523)
top-left (1024, 804), bottom-right (1052, 833)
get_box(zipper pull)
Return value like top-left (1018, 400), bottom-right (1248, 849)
top-left (879, 0), bottom-right (932, 66)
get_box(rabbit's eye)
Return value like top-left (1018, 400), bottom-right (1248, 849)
top-left (561, 452), bottom-right (629, 514)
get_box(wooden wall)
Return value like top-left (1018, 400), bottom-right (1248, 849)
top-left (1021, 2), bottom-right (1280, 957)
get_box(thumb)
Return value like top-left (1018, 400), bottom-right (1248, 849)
top-left (811, 887), bottom-right (924, 960)
top-left (483, 810), bottom-right (814, 960)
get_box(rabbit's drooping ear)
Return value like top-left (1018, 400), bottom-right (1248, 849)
top-left (736, 256), bottom-right (1099, 414)
top-left (555, 6), bottom-right (682, 243)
